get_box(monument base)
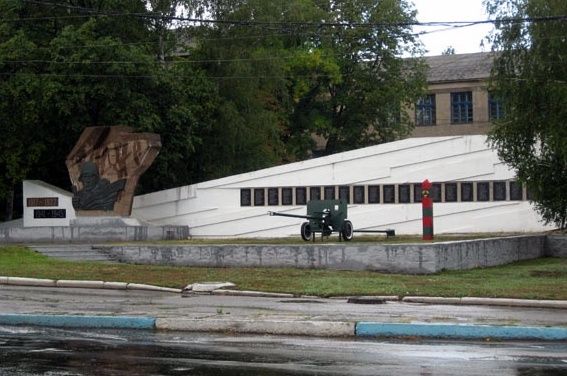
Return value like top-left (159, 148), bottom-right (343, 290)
top-left (71, 216), bottom-right (150, 227)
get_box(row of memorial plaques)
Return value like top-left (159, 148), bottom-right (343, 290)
top-left (240, 181), bottom-right (526, 206)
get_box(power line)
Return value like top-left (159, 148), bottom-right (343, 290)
top-left (5, 1), bottom-right (567, 29)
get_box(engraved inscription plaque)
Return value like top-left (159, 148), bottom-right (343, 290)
top-left (461, 182), bottom-right (473, 201)
top-left (282, 187), bottom-right (293, 205)
top-left (445, 183), bottom-right (457, 202)
top-left (338, 186), bottom-right (350, 203)
top-left (383, 185), bottom-right (395, 203)
top-left (27, 197), bottom-right (59, 207)
top-left (34, 209), bottom-right (66, 219)
top-left (510, 181), bottom-right (523, 200)
top-left (296, 187), bottom-right (307, 205)
top-left (353, 186), bottom-right (365, 204)
top-left (494, 181), bottom-right (507, 201)
top-left (310, 187), bottom-right (321, 201)
top-left (398, 184), bottom-right (410, 203)
top-left (240, 189), bottom-right (251, 206)
top-left (254, 188), bottom-right (265, 206)
top-left (324, 186), bottom-right (335, 200)
top-left (368, 185), bottom-right (380, 204)
top-left (268, 188), bottom-right (279, 205)
top-left (477, 182), bottom-right (490, 201)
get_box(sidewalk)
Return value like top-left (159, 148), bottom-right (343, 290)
top-left (1, 280), bottom-right (567, 341)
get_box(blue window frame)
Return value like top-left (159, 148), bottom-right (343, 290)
top-left (489, 94), bottom-right (504, 120)
top-left (451, 91), bottom-right (473, 124)
top-left (415, 94), bottom-right (436, 126)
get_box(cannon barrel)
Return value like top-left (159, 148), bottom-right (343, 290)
top-left (268, 211), bottom-right (320, 221)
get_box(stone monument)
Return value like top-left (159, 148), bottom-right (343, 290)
top-left (66, 126), bottom-right (161, 217)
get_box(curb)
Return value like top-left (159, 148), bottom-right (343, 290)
top-left (0, 314), bottom-right (155, 330)
top-left (402, 296), bottom-right (567, 309)
top-left (156, 318), bottom-right (354, 337)
top-left (1, 313), bottom-right (566, 341)
top-left (355, 322), bottom-right (567, 341)
top-left (0, 276), bottom-right (181, 293)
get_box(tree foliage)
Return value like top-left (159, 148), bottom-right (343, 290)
top-left (0, 0), bottom-right (426, 220)
top-left (485, 0), bottom-right (567, 228)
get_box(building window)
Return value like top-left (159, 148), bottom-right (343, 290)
top-left (415, 94), bottom-right (436, 126)
top-left (451, 91), bottom-right (473, 124)
top-left (489, 94), bottom-right (504, 121)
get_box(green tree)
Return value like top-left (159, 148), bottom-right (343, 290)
top-left (286, 0), bottom-right (426, 155)
top-left (485, 0), bottom-right (567, 228)
top-left (0, 0), bottom-right (217, 218)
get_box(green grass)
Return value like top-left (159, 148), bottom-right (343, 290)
top-left (1, 246), bottom-right (566, 299)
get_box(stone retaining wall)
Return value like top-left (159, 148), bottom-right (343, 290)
top-left (545, 235), bottom-right (567, 257)
top-left (0, 225), bottom-right (189, 243)
top-left (102, 235), bottom-right (547, 274)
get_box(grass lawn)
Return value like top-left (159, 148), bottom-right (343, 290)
top-left (1, 245), bottom-right (566, 300)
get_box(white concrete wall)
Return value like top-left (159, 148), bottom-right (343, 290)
top-left (23, 180), bottom-right (76, 227)
top-left (132, 136), bottom-right (553, 237)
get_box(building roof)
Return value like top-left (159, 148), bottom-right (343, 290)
top-left (425, 52), bottom-right (496, 83)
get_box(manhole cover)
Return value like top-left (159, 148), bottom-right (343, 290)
top-left (347, 297), bottom-right (387, 304)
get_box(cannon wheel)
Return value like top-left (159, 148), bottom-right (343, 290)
top-left (341, 220), bottom-right (354, 241)
top-left (300, 222), bottom-right (312, 241)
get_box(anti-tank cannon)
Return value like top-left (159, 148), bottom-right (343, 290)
top-left (268, 199), bottom-right (354, 241)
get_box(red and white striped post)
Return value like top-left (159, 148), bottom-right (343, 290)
top-left (421, 179), bottom-right (434, 241)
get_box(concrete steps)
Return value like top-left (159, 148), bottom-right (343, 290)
top-left (28, 245), bottom-right (116, 262)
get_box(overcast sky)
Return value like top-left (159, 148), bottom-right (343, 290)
top-left (412, 0), bottom-right (494, 56)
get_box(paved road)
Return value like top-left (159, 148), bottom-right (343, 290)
top-left (1, 285), bottom-right (567, 328)
top-left (2, 326), bottom-right (567, 376)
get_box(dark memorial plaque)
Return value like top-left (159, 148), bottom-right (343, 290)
top-left (353, 186), bottom-right (365, 204)
top-left (296, 187), bottom-right (307, 205)
top-left (368, 185), bottom-right (380, 204)
top-left (510, 181), bottom-right (523, 200)
top-left (445, 183), bottom-right (457, 202)
top-left (477, 182), bottom-right (490, 201)
top-left (413, 183), bottom-right (422, 203)
top-left (461, 182), bottom-right (473, 202)
top-left (27, 197), bottom-right (59, 207)
top-left (282, 188), bottom-right (293, 205)
top-left (310, 186), bottom-right (321, 201)
top-left (398, 185), bottom-right (410, 203)
top-left (254, 188), bottom-right (265, 206)
top-left (338, 186), bottom-right (350, 203)
top-left (324, 186), bottom-right (335, 200)
top-left (494, 181), bottom-right (507, 201)
top-left (383, 185), bottom-right (395, 203)
top-left (240, 189), bottom-right (251, 206)
top-left (34, 209), bottom-right (66, 219)
top-left (431, 183), bottom-right (441, 202)
top-left (268, 188), bottom-right (279, 206)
